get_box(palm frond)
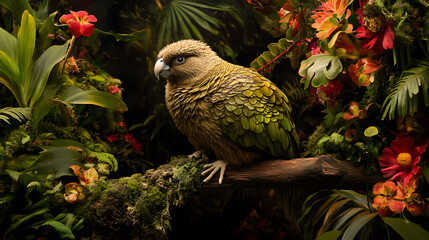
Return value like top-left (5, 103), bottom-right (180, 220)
top-left (382, 59), bottom-right (429, 120)
top-left (0, 107), bottom-right (32, 125)
top-left (156, 0), bottom-right (243, 50)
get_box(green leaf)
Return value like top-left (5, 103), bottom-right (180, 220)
top-left (341, 212), bottom-right (377, 240)
top-left (0, 27), bottom-right (17, 60)
top-left (0, 50), bottom-right (20, 96)
top-left (37, 11), bottom-right (57, 50)
top-left (0, 0), bottom-right (35, 22)
top-left (364, 126), bottom-right (379, 137)
top-left (382, 60), bottom-right (429, 120)
top-left (383, 217), bottom-right (429, 240)
top-left (40, 221), bottom-right (75, 240)
top-left (316, 230), bottom-right (341, 240)
top-left (17, 10), bottom-right (36, 105)
top-left (299, 54), bottom-right (343, 89)
top-left (25, 147), bottom-right (82, 178)
top-left (250, 38), bottom-right (293, 75)
top-left (57, 86), bottom-right (128, 111)
top-left (29, 40), bottom-right (70, 106)
top-left (0, 107), bottom-right (31, 125)
top-left (7, 206), bottom-right (48, 233)
top-left (34, 0), bottom-right (49, 22)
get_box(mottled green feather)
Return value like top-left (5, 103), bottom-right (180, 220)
top-left (207, 61), bottom-right (299, 158)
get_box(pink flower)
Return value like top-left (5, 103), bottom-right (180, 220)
top-left (60, 10), bottom-right (97, 38)
top-left (379, 136), bottom-right (428, 186)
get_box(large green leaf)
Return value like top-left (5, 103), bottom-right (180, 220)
top-left (0, 0), bottom-right (35, 22)
top-left (29, 40), bottom-right (70, 106)
top-left (382, 60), bottom-right (429, 120)
top-left (17, 10), bottom-right (36, 106)
top-left (57, 86), bottom-right (128, 111)
top-left (0, 27), bottom-right (17, 60)
top-left (40, 220), bottom-right (75, 240)
top-left (383, 217), bottom-right (429, 240)
top-left (299, 54), bottom-right (343, 89)
top-left (25, 147), bottom-right (82, 178)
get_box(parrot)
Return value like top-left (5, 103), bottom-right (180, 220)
top-left (154, 39), bottom-right (300, 184)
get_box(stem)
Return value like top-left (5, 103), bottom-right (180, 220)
top-left (61, 35), bottom-right (76, 75)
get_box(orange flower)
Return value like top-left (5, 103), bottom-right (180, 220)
top-left (64, 182), bottom-right (85, 204)
top-left (348, 57), bottom-right (381, 87)
top-left (60, 11), bottom-right (97, 38)
top-left (311, 0), bottom-right (353, 45)
top-left (70, 165), bottom-right (99, 186)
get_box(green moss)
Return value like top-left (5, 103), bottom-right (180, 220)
top-left (74, 157), bottom-right (204, 238)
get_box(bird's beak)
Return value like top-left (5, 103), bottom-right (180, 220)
top-left (154, 58), bottom-right (171, 80)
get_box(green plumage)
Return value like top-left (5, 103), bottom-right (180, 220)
top-left (206, 61), bottom-right (300, 159)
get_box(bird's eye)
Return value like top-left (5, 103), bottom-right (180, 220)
top-left (176, 57), bottom-right (185, 64)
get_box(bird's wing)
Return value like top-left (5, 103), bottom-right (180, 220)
top-left (207, 66), bottom-right (299, 158)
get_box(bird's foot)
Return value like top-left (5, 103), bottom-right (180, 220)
top-left (201, 160), bottom-right (228, 184)
top-left (188, 150), bottom-right (209, 162)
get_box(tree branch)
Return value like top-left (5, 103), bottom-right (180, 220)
top-left (203, 155), bottom-right (384, 190)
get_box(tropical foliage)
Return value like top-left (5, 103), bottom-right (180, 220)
top-left (248, 0), bottom-right (429, 238)
top-left (0, 0), bottom-right (428, 239)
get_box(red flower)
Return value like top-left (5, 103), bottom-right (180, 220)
top-left (125, 133), bottom-right (136, 144)
top-left (316, 77), bottom-right (344, 104)
top-left (355, 0), bottom-right (394, 54)
top-left (348, 57), bottom-right (381, 87)
top-left (109, 85), bottom-right (120, 94)
top-left (117, 122), bottom-right (127, 129)
top-left (60, 10), bottom-right (97, 38)
top-left (379, 136), bottom-right (428, 186)
top-left (132, 142), bottom-right (144, 155)
top-left (107, 134), bottom-right (118, 143)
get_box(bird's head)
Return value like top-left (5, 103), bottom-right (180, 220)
top-left (154, 40), bottom-right (220, 84)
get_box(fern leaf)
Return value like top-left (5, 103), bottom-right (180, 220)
top-left (88, 151), bottom-right (118, 172)
top-left (0, 107), bottom-right (32, 125)
top-left (382, 60), bottom-right (429, 120)
top-left (250, 38), bottom-right (299, 75)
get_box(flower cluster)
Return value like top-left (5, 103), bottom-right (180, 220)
top-left (372, 178), bottom-right (427, 217)
top-left (107, 122), bottom-right (144, 155)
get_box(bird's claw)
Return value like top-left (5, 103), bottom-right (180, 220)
top-left (188, 150), bottom-right (209, 162)
top-left (201, 160), bottom-right (228, 184)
